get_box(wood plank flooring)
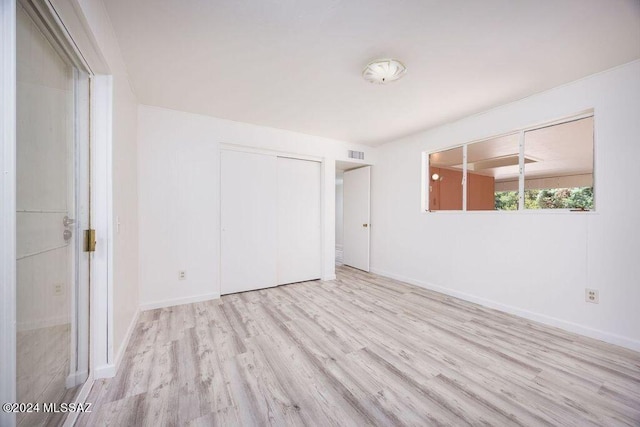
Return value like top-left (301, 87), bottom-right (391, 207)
top-left (77, 266), bottom-right (640, 426)
top-left (17, 323), bottom-right (80, 427)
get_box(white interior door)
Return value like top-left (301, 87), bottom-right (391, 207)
top-left (343, 166), bottom-right (370, 271)
top-left (221, 150), bottom-right (278, 294)
top-left (277, 157), bottom-right (321, 285)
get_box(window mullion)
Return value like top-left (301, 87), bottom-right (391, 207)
top-left (462, 144), bottom-right (468, 211)
top-left (518, 130), bottom-right (525, 210)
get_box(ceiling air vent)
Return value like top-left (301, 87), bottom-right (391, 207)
top-left (348, 150), bottom-right (364, 160)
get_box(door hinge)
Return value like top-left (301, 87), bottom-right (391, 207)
top-left (84, 229), bottom-right (96, 252)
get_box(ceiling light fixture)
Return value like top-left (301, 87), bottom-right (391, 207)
top-left (362, 59), bottom-right (407, 84)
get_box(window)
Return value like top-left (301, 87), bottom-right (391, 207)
top-left (426, 113), bottom-right (594, 212)
top-left (428, 147), bottom-right (463, 211)
top-left (466, 133), bottom-right (520, 211)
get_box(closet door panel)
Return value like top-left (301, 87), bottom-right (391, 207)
top-left (277, 157), bottom-right (322, 285)
top-left (221, 150), bottom-right (278, 294)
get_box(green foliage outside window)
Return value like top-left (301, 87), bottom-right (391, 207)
top-left (494, 187), bottom-right (593, 210)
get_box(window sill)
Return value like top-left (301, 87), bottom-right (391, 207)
top-left (422, 209), bottom-right (598, 215)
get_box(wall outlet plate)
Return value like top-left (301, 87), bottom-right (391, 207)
top-left (178, 270), bottom-right (186, 280)
top-left (585, 288), bottom-right (599, 304)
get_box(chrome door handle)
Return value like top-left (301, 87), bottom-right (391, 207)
top-left (63, 216), bottom-right (75, 227)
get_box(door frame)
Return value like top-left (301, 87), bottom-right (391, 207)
top-left (0, 3), bottom-right (18, 426)
top-left (0, 1), bottom-right (113, 426)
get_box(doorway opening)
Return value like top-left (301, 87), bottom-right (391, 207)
top-left (336, 161), bottom-right (371, 272)
top-left (335, 170), bottom-right (344, 266)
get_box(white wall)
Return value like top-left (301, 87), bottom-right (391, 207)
top-left (109, 66), bottom-right (139, 360)
top-left (371, 60), bottom-right (640, 351)
top-left (72, 0), bottom-right (139, 359)
top-left (137, 105), bottom-right (374, 309)
top-left (335, 172), bottom-right (344, 249)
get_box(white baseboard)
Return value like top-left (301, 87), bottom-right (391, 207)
top-left (113, 308), bottom-right (140, 371)
top-left (94, 307), bottom-right (140, 379)
top-left (323, 274), bottom-right (337, 281)
top-left (370, 268), bottom-right (640, 353)
top-left (17, 315), bottom-right (70, 332)
top-left (94, 363), bottom-right (115, 379)
top-left (140, 292), bottom-right (220, 311)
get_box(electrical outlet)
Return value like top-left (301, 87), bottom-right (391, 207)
top-left (53, 284), bottom-right (63, 296)
top-left (585, 288), bottom-right (599, 304)
top-left (178, 270), bottom-right (186, 280)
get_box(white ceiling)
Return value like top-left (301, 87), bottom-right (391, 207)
top-left (103, 0), bottom-right (640, 145)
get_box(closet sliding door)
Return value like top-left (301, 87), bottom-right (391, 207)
top-left (220, 151), bottom-right (322, 295)
top-left (277, 157), bottom-right (322, 285)
top-left (221, 150), bottom-right (278, 294)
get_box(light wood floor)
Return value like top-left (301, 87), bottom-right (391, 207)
top-left (17, 324), bottom-right (80, 427)
top-left (78, 266), bottom-right (640, 426)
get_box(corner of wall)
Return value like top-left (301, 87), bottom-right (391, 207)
top-left (95, 307), bottom-right (140, 379)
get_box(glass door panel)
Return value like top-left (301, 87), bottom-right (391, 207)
top-left (16, 4), bottom-right (90, 425)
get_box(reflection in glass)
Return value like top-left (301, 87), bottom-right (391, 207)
top-left (466, 133), bottom-right (520, 210)
top-left (426, 115), bottom-right (594, 212)
top-left (429, 147), bottom-right (463, 211)
top-left (523, 117), bottom-right (594, 210)
top-left (16, 5), bottom-right (90, 425)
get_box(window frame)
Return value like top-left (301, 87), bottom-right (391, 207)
top-left (423, 110), bottom-right (596, 214)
